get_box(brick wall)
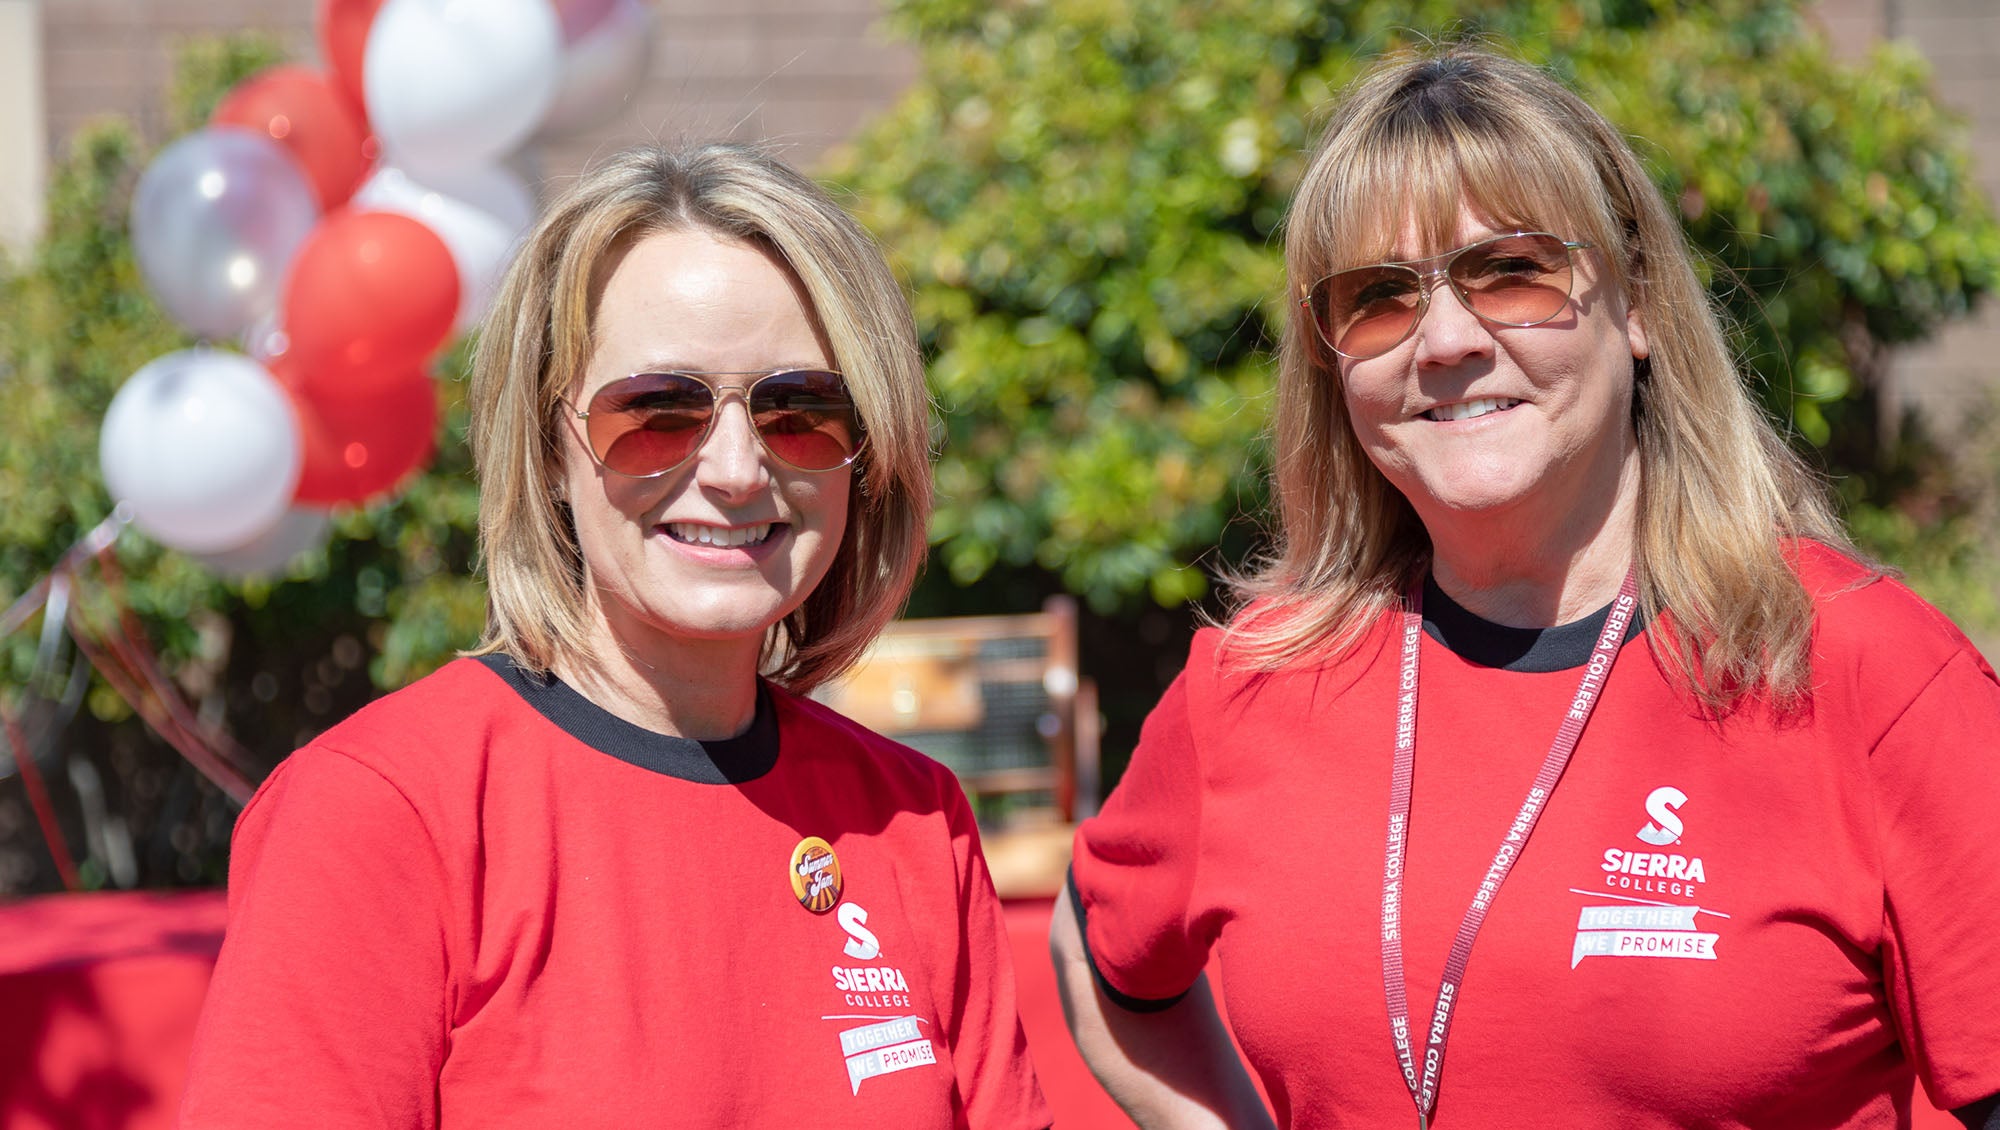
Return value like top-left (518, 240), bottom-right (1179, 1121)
top-left (41, 1), bottom-right (309, 156)
top-left (36, 0), bottom-right (916, 175)
top-left (543, 0), bottom-right (916, 174)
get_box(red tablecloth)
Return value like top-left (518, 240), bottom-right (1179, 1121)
top-left (0, 891), bottom-right (227, 1130)
top-left (0, 891), bottom-right (1965, 1128)
top-left (1000, 898), bottom-right (1138, 1129)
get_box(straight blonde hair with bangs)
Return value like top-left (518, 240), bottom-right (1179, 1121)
top-left (1229, 45), bottom-right (1860, 713)
top-left (466, 142), bottom-right (932, 692)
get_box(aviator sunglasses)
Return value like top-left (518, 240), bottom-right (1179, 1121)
top-left (1299, 231), bottom-right (1593, 361)
top-left (566, 368), bottom-right (863, 477)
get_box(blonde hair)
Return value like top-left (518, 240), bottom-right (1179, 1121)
top-left (1230, 45), bottom-right (1860, 713)
top-left (467, 142), bottom-right (931, 692)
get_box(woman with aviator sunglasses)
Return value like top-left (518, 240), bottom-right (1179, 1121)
top-left (182, 143), bottom-right (1050, 1129)
top-left (1054, 45), bottom-right (2000, 1130)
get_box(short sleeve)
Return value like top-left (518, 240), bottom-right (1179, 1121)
top-left (934, 774), bottom-right (1053, 1129)
top-left (179, 747), bottom-right (451, 1130)
top-left (1069, 672), bottom-right (1212, 1008)
top-left (1874, 649), bottom-right (2000, 1110)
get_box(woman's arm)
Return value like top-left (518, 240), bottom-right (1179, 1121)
top-left (178, 748), bottom-right (450, 1129)
top-left (1049, 882), bottom-right (1275, 1130)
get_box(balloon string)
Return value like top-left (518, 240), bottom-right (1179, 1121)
top-left (66, 552), bottom-right (258, 805)
top-left (1, 507), bottom-right (256, 858)
top-left (60, 620), bottom-right (257, 806)
top-left (0, 513), bottom-right (129, 891)
top-left (0, 696), bottom-right (82, 892)
top-left (101, 550), bottom-right (261, 786)
top-left (0, 573), bottom-right (54, 642)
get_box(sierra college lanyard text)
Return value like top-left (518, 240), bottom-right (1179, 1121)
top-left (1379, 571), bottom-right (1639, 1128)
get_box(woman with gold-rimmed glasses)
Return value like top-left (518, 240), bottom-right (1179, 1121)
top-left (182, 142), bottom-right (1050, 1129)
top-left (1055, 45), bottom-right (2000, 1130)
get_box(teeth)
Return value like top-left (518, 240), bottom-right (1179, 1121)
top-left (1426, 397), bottom-right (1520, 422)
top-left (666, 523), bottom-right (773, 547)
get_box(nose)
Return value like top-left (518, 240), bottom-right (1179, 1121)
top-left (692, 393), bottom-right (771, 498)
top-left (1409, 270), bottom-right (1493, 368)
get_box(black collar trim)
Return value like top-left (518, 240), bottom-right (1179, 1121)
top-left (474, 653), bottom-right (780, 784)
top-left (1419, 574), bottom-right (1643, 673)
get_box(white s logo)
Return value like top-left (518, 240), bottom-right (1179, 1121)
top-left (1637, 786), bottom-right (1687, 845)
top-left (839, 901), bottom-right (881, 960)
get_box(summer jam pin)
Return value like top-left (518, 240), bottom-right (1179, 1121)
top-left (789, 836), bottom-right (843, 913)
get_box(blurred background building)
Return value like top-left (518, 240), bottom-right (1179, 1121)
top-left (2, 0), bottom-right (1995, 434)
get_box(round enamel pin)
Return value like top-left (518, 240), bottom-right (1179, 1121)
top-left (789, 836), bottom-right (843, 913)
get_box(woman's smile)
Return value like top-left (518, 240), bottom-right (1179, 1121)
top-left (661, 521), bottom-right (778, 549)
top-left (1420, 396), bottom-right (1523, 423)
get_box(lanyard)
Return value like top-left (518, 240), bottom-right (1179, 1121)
top-left (1380, 570), bottom-right (1639, 1129)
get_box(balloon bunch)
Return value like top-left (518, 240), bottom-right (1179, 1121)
top-left (103, 0), bottom-right (655, 573)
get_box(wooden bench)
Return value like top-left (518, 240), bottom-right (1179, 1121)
top-left (815, 595), bottom-right (1100, 828)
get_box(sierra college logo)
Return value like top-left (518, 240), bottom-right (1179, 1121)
top-left (1568, 785), bottom-right (1729, 968)
top-left (819, 899), bottom-right (940, 1096)
top-left (1636, 785), bottom-right (1686, 845)
top-left (1601, 785), bottom-right (1704, 896)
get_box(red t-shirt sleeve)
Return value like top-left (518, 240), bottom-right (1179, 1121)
top-left (934, 772), bottom-right (1053, 1129)
top-left (179, 746), bottom-right (451, 1129)
top-left (1069, 671), bottom-right (1214, 1005)
top-left (1873, 648), bottom-right (2000, 1111)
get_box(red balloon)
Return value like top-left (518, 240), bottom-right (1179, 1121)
top-left (212, 65), bottom-right (371, 210)
top-left (316, 0), bottom-right (386, 123)
top-left (280, 360), bottom-right (438, 504)
top-left (281, 209), bottom-right (459, 397)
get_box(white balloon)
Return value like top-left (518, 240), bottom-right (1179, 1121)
top-left (535, 0), bottom-right (656, 140)
top-left (130, 128), bottom-right (320, 340)
top-left (100, 349), bottom-right (303, 554)
top-left (192, 507), bottom-right (333, 578)
top-left (353, 163), bottom-right (537, 330)
top-left (364, 0), bottom-right (563, 178)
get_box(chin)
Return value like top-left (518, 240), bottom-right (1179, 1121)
top-left (1432, 486), bottom-right (1533, 515)
top-left (652, 606), bottom-right (791, 643)
top-left (1398, 467), bottom-right (1539, 517)
top-left (596, 585), bottom-right (793, 650)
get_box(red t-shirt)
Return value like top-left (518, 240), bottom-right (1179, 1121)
top-left (180, 656), bottom-right (1049, 1129)
top-left (1073, 546), bottom-right (2000, 1128)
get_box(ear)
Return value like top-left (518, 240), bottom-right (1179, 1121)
top-left (1626, 301), bottom-right (1650, 362)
